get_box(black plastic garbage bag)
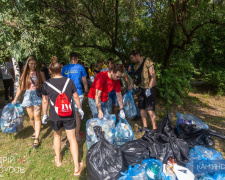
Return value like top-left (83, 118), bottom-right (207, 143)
top-left (120, 139), bottom-right (150, 168)
top-left (178, 123), bottom-right (225, 148)
top-left (87, 126), bottom-right (124, 180)
top-left (142, 112), bottom-right (190, 165)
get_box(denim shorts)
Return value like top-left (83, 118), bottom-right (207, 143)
top-left (88, 98), bottom-right (109, 118)
top-left (108, 90), bottom-right (118, 106)
top-left (72, 95), bottom-right (84, 111)
top-left (21, 89), bottom-right (42, 107)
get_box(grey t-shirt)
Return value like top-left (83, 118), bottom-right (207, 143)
top-left (0, 62), bottom-right (13, 79)
top-left (100, 67), bottom-right (109, 72)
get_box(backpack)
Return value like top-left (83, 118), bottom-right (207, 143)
top-left (45, 78), bottom-right (72, 117)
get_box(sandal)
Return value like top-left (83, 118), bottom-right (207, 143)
top-left (33, 138), bottom-right (40, 149)
top-left (74, 162), bottom-right (83, 176)
top-left (55, 154), bottom-right (62, 167)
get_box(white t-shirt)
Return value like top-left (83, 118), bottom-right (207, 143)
top-left (0, 62), bottom-right (13, 79)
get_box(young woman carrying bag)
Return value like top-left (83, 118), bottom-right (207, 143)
top-left (12, 56), bottom-right (46, 148)
top-left (41, 61), bottom-right (84, 176)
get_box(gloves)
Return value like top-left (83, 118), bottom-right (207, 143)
top-left (42, 114), bottom-right (48, 124)
top-left (145, 87), bottom-right (151, 97)
top-left (119, 109), bottom-right (125, 119)
top-left (78, 108), bottom-right (84, 120)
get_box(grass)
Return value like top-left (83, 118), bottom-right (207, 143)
top-left (0, 91), bottom-right (225, 179)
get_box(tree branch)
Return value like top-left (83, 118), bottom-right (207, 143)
top-left (113, 0), bottom-right (119, 49)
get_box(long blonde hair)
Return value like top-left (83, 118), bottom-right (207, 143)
top-left (19, 56), bottom-right (42, 90)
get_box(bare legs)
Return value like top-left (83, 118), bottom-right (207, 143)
top-left (54, 128), bottom-right (80, 173)
top-left (26, 105), bottom-right (41, 144)
top-left (75, 111), bottom-right (81, 140)
top-left (54, 128), bottom-right (63, 165)
top-left (65, 128), bottom-right (80, 172)
top-left (140, 109), bottom-right (157, 129)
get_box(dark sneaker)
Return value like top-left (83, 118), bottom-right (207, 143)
top-left (137, 127), bottom-right (149, 133)
top-left (131, 115), bottom-right (141, 121)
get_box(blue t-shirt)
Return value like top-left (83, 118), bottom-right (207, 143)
top-left (61, 64), bottom-right (87, 95)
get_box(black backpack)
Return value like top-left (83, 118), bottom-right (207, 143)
top-left (134, 58), bottom-right (146, 86)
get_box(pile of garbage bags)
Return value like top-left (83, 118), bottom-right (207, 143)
top-left (0, 103), bottom-right (24, 133)
top-left (121, 113), bottom-right (190, 167)
top-left (86, 112), bottom-right (225, 180)
top-left (86, 115), bottom-right (135, 149)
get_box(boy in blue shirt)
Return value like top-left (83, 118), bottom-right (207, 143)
top-left (62, 52), bottom-right (88, 141)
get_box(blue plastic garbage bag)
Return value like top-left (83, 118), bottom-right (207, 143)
top-left (198, 173), bottom-right (225, 180)
top-left (86, 114), bottom-right (116, 149)
top-left (176, 112), bottom-right (208, 133)
top-left (141, 159), bottom-right (163, 180)
top-left (123, 91), bottom-right (137, 119)
top-left (118, 164), bottom-right (148, 180)
top-left (114, 118), bottom-right (135, 146)
top-left (1, 103), bottom-right (24, 133)
top-left (186, 146), bottom-right (224, 175)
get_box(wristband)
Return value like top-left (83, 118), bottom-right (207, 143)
top-left (85, 91), bottom-right (88, 94)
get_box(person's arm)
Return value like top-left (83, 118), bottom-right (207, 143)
top-left (116, 92), bottom-right (123, 109)
top-left (82, 77), bottom-right (88, 97)
top-left (11, 87), bottom-right (22, 104)
top-left (128, 80), bottom-right (134, 91)
top-left (42, 95), bottom-right (49, 115)
top-left (95, 89), bottom-right (103, 119)
top-left (123, 74), bottom-right (130, 87)
top-left (73, 92), bottom-right (81, 109)
top-left (40, 72), bottom-right (46, 84)
top-left (148, 65), bottom-right (156, 89)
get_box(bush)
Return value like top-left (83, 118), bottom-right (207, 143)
top-left (204, 68), bottom-right (225, 95)
top-left (156, 61), bottom-right (193, 106)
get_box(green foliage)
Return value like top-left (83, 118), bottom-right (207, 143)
top-left (204, 68), bottom-right (225, 95)
top-left (156, 59), bottom-right (193, 107)
top-left (0, 0), bottom-right (224, 105)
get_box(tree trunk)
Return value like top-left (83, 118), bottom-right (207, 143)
top-left (11, 56), bottom-right (20, 102)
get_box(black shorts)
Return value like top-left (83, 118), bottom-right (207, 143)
top-left (138, 87), bottom-right (156, 111)
top-left (50, 119), bottom-right (76, 132)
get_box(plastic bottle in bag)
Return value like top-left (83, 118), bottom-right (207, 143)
top-left (114, 118), bottom-right (135, 146)
top-left (86, 114), bottom-right (116, 149)
top-left (123, 91), bottom-right (137, 119)
top-left (118, 164), bottom-right (148, 180)
top-left (176, 113), bottom-right (208, 133)
top-left (1, 103), bottom-right (24, 133)
top-left (142, 159), bottom-right (163, 180)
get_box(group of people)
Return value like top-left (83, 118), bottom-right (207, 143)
top-left (0, 49), bottom-right (157, 176)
